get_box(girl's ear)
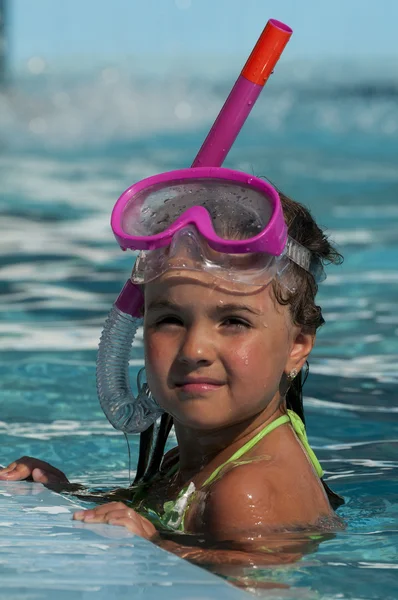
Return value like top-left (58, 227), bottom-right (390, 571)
top-left (286, 329), bottom-right (315, 375)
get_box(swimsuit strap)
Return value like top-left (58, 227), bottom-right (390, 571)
top-left (163, 410), bottom-right (323, 485)
top-left (202, 410), bottom-right (324, 486)
top-left (286, 409), bottom-right (324, 478)
top-left (202, 413), bottom-right (291, 487)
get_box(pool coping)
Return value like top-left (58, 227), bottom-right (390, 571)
top-left (0, 481), bottom-right (249, 599)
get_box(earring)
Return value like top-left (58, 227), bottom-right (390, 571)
top-left (287, 368), bottom-right (298, 381)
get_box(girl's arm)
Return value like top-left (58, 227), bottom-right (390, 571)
top-left (72, 500), bottom-right (325, 568)
top-left (0, 456), bottom-right (69, 484)
top-left (155, 533), bottom-right (312, 567)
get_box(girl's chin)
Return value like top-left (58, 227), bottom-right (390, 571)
top-left (169, 408), bottom-right (248, 432)
top-left (159, 394), bottom-right (265, 431)
top-left (175, 418), bottom-right (233, 432)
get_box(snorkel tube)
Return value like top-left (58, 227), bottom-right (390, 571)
top-left (192, 19), bottom-right (292, 167)
top-left (97, 19), bottom-right (293, 433)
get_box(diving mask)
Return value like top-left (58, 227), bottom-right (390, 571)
top-left (112, 167), bottom-right (325, 291)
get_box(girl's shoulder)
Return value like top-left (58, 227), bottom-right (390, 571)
top-left (192, 443), bottom-right (333, 538)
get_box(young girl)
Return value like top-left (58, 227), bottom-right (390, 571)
top-left (0, 168), bottom-right (344, 570)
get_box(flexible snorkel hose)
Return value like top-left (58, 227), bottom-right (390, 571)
top-left (97, 19), bottom-right (293, 433)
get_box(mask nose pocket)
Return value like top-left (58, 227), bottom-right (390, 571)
top-left (169, 226), bottom-right (205, 266)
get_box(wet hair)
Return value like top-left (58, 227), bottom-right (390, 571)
top-left (274, 190), bottom-right (343, 425)
top-left (275, 190), bottom-right (344, 508)
top-left (275, 190), bottom-right (343, 332)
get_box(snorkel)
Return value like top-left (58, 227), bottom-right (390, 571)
top-left (97, 19), bottom-right (293, 434)
top-left (192, 19), bottom-right (292, 167)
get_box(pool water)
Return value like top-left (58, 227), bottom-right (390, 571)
top-left (1, 64), bottom-right (398, 598)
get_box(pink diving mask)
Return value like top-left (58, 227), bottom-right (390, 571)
top-left (111, 166), bottom-right (324, 292)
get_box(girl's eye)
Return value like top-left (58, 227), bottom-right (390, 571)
top-left (155, 315), bottom-right (183, 327)
top-left (222, 317), bottom-right (251, 329)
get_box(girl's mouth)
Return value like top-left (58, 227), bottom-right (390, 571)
top-left (175, 378), bottom-right (224, 394)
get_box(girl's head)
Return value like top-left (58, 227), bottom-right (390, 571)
top-left (141, 190), bottom-right (342, 431)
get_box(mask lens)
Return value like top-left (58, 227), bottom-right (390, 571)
top-left (121, 178), bottom-right (274, 240)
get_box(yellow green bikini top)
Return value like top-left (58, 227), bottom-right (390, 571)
top-left (135, 410), bottom-right (324, 532)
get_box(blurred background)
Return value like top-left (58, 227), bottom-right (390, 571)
top-left (0, 2), bottom-right (398, 596)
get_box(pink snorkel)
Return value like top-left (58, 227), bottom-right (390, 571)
top-left (97, 20), bottom-right (293, 433)
top-left (192, 19), bottom-right (292, 168)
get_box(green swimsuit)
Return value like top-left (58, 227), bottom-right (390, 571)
top-left (134, 410), bottom-right (324, 532)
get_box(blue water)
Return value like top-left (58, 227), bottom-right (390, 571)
top-left (1, 62), bottom-right (398, 598)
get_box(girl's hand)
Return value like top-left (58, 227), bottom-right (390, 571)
top-left (0, 456), bottom-right (69, 484)
top-left (73, 502), bottom-right (157, 540)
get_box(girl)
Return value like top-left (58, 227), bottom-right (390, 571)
top-left (0, 168), bottom-right (344, 570)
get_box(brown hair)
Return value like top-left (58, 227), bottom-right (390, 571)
top-left (275, 191), bottom-right (345, 508)
top-left (269, 190), bottom-right (342, 427)
top-left (274, 190), bottom-right (343, 332)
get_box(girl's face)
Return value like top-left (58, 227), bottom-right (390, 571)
top-left (144, 272), bottom-right (313, 431)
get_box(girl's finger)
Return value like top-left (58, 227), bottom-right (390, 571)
top-left (108, 517), bottom-right (156, 539)
top-left (80, 508), bottom-right (136, 523)
top-left (0, 462), bottom-right (17, 474)
top-left (0, 463), bottom-right (32, 480)
top-left (31, 468), bottom-right (68, 484)
top-left (27, 460), bottom-right (68, 481)
top-left (108, 517), bottom-right (139, 532)
top-left (91, 501), bottom-right (129, 513)
top-left (0, 458), bottom-right (68, 482)
top-left (73, 502), bottom-right (129, 520)
top-left (73, 505), bottom-right (157, 539)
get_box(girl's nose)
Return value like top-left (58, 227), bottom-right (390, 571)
top-left (178, 325), bottom-right (215, 366)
